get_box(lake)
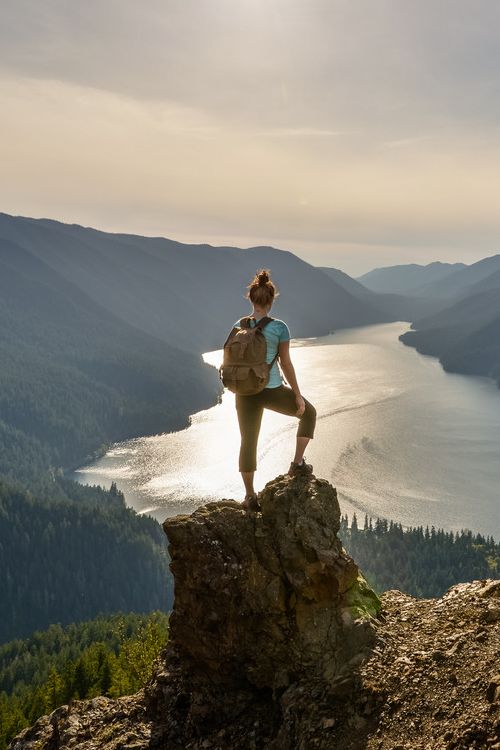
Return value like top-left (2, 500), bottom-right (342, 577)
top-left (72, 322), bottom-right (500, 539)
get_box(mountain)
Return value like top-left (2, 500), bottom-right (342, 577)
top-left (10, 474), bottom-right (500, 750)
top-left (0, 233), bottom-right (219, 481)
top-left (400, 287), bottom-right (500, 387)
top-left (356, 261), bottom-right (466, 295)
top-left (318, 266), bottom-right (447, 321)
top-left (357, 260), bottom-right (468, 295)
top-left (440, 313), bottom-right (500, 382)
top-left (318, 265), bottom-right (374, 297)
top-left (0, 212), bottom-right (401, 354)
top-left (459, 266), bottom-right (500, 297)
top-left (415, 253), bottom-right (500, 299)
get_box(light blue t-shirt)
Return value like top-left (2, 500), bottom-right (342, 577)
top-left (232, 316), bottom-right (291, 388)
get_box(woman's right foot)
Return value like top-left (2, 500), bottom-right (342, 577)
top-left (288, 457), bottom-right (313, 477)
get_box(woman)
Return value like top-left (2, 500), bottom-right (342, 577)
top-left (233, 269), bottom-right (317, 511)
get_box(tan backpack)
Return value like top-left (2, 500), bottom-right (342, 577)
top-left (219, 316), bottom-right (279, 395)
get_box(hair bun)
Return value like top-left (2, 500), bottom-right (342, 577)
top-left (246, 268), bottom-right (278, 305)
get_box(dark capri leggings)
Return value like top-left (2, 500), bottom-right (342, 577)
top-left (236, 384), bottom-right (317, 472)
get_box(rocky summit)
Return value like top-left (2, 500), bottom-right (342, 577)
top-left (9, 474), bottom-right (500, 750)
top-left (163, 473), bottom-right (379, 693)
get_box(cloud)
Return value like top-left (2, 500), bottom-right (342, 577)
top-left (1, 0), bottom-right (500, 273)
top-left (3, 0), bottom-right (500, 129)
top-left (253, 128), bottom-right (350, 138)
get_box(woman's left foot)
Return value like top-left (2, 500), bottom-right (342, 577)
top-left (241, 493), bottom-right (261, 512)
top-left (288, 457), bottom-right (313, 477)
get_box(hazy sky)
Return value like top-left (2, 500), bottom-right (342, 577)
top-left (1, 1), bottom-right (500, 275)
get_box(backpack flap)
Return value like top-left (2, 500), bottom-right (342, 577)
top-left (221, 362), bottom-right (270, 395)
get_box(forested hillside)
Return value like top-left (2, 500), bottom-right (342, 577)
top-left (0, 235), bottom-right (220, 483)
top-left (400, 287), bottom-right (500, 388)
top-left (0, 480), bottom-right (172, 644)
top-left (0, 612), bottom-right (169, 750)
top-left (339, 513), bottom-right (500, 597)
top-left (0, 220), bottom-right (220, 651)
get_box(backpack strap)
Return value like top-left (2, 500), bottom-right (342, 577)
top-left (255, 316), bottom-right (274, 330)
top-left (223, 316), bottom-right (272, 349)
top-left (238, 316), bottom-right (274, 329)
top-left (242, 316), bottom-right (278, 368)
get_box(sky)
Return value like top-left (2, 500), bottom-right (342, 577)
top-left (1, 1), bottom-right (500, 276)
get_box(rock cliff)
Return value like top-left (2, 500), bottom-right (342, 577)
top-left (163, 473), bottom-right (379, 694)
top-left (9, 474), bottom-right (500, 750)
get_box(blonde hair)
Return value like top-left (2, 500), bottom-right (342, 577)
top-left (246, 268), bottom-right (279, 308)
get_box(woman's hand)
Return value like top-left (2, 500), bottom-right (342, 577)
top-left (295, 394), bottom-right (305, 417)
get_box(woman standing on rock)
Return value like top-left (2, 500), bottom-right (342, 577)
top-left (222, 269), bottom-right (317, 512)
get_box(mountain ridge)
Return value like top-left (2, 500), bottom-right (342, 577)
top-left (415, 253), bottom-right (500, 299)
top-left (0, 231), bottom-right (219, 481)
top-left (318, 265), bottom-right (448, 320)
top-left (0, 212), bottom-right (408, 354)
top-left (356, 261), bottom-right (467, 295)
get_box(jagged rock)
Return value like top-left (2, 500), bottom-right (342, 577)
top-left (143, 473), bottom-right (380, 748)
top-left (163, 473), bottom-right (379, 692)
top-left (9, 475), bottom-right (500, 750)
top-left (9, 695), bottom-right (150, 750)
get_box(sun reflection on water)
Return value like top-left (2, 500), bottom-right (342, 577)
top-left (73, 323), bottom-right (500, 538)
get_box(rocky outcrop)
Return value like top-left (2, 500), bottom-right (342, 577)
top-left (9, 474), bottom-right (500, 750)
top-left (163, 474), bottom-right (379, 693)
top-left (142, 474), bottom-right (379, 749)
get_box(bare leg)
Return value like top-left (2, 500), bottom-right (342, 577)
top-left (241, 471), bottom-right (256, 497)
top-left (293, 436), bottom-right (310, 464)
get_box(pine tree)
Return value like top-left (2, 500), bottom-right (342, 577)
top-left (44, 667), bottom-right (63, 713)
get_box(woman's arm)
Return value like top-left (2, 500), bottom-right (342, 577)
top-left (278, 340), bottom-right (305, 416)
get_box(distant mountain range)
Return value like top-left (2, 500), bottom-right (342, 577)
top-left (392, 255), bottom-right (500, 388)
top-left (356, 254), bottom-right (500, 301)
top-left (415, 254), bottom-right (500, 299)
top-left (356, 261), bottom-right (468, 295)
top-left (318, 266), bottom-right (445, 321)
top-left (0, 213), bottom-right (406, 356)
top-left (325, 252), bottom-right (500, 390)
